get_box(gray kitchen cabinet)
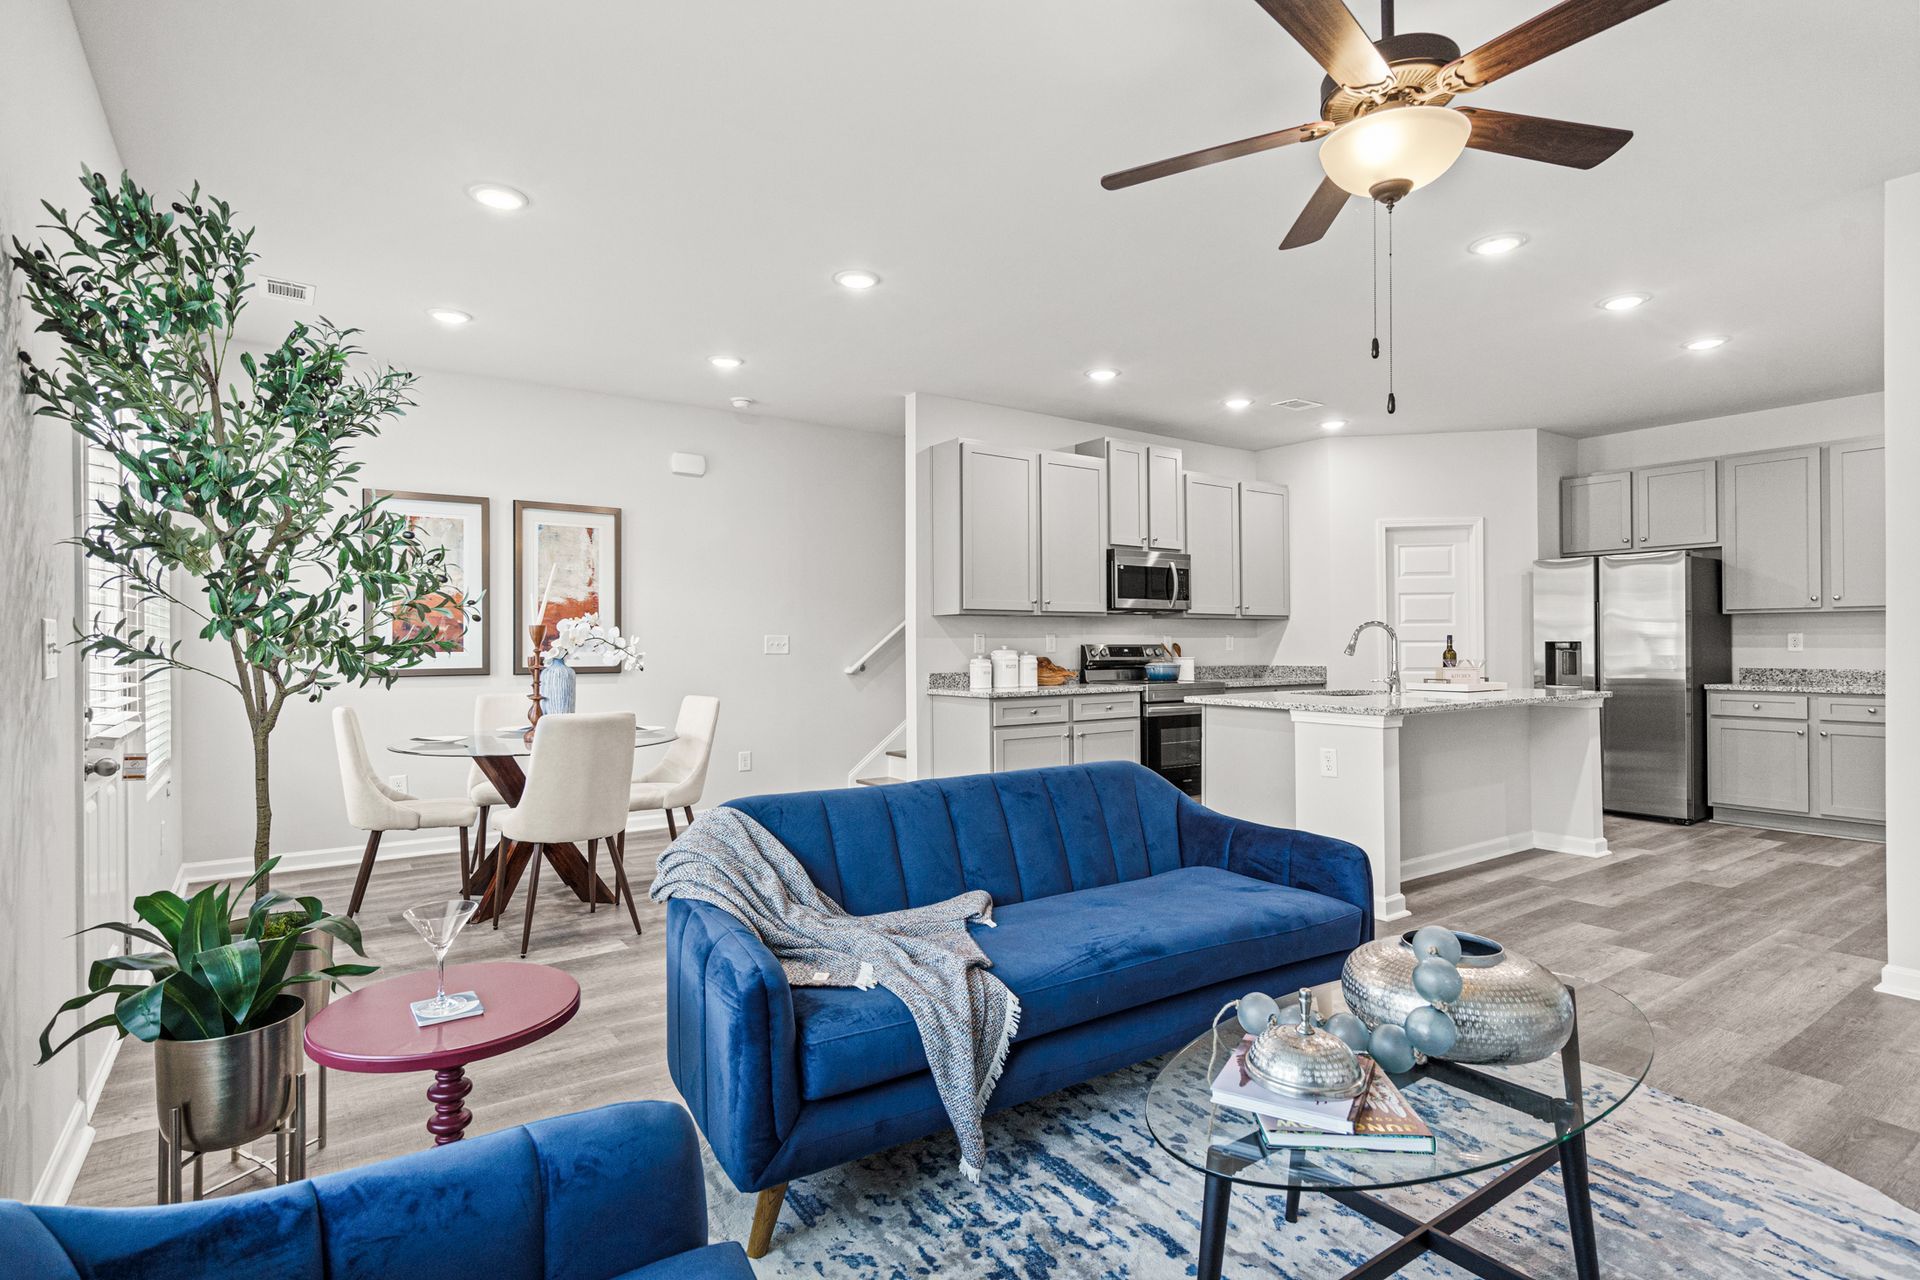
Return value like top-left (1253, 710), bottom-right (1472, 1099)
top-left (1634, 460), bottom-right (1717, 548)
top-left (1560, 471), bottom-right (1632, 555)
top-left (1072, 717), bottom-right (1142, 765)
top-left (992, 721), bottom-right (1073, 771)
top-left (1814, 721), bottom-right (1886, 823)
top-left (1238, 481), bottom-right (1290, 618)
top-left (931, 439), bottom-right (1039, 615)
top-left (1182, 472), bottom-right (1239, 616)
top-left (1078, 438), bottom-right (1182, 550)
top-left (1039, 450), bottom-right (1108, 614)
top-left (1825, 440), bottom-right (1885, 610)
top-left (1148, 446), bottom-right (1184, 551)
top-left (1721, 446), bottom-right (1822, 611)
top-left (1707, 717), bottom-right (1810, 812)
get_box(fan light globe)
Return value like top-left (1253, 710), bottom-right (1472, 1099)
top-left (1319, 105), bottom-right (1473, 201)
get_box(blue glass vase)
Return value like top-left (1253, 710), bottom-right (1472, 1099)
top-left (539, 657), bottom-right (577, 716)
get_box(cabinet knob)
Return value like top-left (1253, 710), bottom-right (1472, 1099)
top-left (1833, 594), bottom-right (1841, 600)
top-left (1809, 594), bottom-right (1817, 601)
top-left (1868, 707), bottom-right (1879, 715)
top-left (1819, 731), bottom-right (1829, 738)
top-left (1639, 535), bottom-right (1648, 542)
top-left (1620, 536), bottom-right (1629, 544)
top-left (1796, 729), bottom-right (1806, 737)
top-left (1752, 702), bottom-right (1762, 709)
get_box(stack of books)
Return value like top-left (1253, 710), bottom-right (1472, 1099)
top-left (1211, 1036), bottom-right (1435, 1153)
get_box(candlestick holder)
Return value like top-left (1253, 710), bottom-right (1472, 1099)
top-left (526, 622), bottom-right (547, 741)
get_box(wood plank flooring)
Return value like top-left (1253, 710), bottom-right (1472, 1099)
top-left (68, 816), bottom-right (1920, 1213)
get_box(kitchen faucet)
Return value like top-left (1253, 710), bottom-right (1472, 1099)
top-left (1344, 620), bottom-right (1401, 696)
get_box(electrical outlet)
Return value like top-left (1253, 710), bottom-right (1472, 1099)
top-left (1225, 635), bottom-right (1235, 653)
top-left (1045, 633), bottom-right (1057, 653)
top-left (1786, 632), bottom-right (1805, 652)
top-left (763, 634), bottom-right (790, 655)
top-left (973, 634), bottom-right (987, 655)
top-left (388, 774), bottom-right (407, 793)
top-left (737, 751), bottom-right (753, 772)
top-left (42, 618), bottom-right (58, 680)
top-left (1318, 747), bottom-right (1338, 779)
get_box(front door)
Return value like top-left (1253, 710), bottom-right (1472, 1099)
top-left (1380, 520), bottom-right (1485, 676)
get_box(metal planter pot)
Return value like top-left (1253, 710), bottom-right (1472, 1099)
top-left (153, 995), bottom-right (305, 1152)
top-left (1341, 930), bottom-right (1574, 1066)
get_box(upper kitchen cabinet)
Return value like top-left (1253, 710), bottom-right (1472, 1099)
top-left (1237, 481), bottom-right (1291, 618)
top-left (1633, 460), bottom-right (1718, 548)
top-left (1182, 472), bottom-right (1239, 616)
top-left (1077, 437), bottom-right (1183, 550)
top-left (1560, 471), bottom-right (1632, 554)
top-left (1721, 446), bottom-right (1823, 611)
top-left (930, 439), bottom-right (1039, 615)
top-left (1038, 450), bottom-right (1108, 614)
top-left (1825, 439), bottom-right (1885, 610)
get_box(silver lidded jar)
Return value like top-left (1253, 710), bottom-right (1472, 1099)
top-left (1245, 988), bottom-right (1368, 1098)
top-left (1341, 931), bottom-right (1573, 1066)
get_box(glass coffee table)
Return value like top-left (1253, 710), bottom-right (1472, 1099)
top-left (1147, 980), bottom-right (1652, 1280)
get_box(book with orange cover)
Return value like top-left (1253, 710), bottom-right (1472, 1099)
top-left (1253, 1061), bottom-right (1436, 1154)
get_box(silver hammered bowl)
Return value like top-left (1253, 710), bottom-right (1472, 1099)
top-left (1341, 931), bottom-right (1574, 1065)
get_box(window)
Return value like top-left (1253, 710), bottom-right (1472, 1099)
top-left (141, 586), bottom-right (173, 776)
top-left (82, 441), bottom-right (139, 741)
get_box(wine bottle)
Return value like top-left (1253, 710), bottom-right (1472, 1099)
top-left (1442, 635), bottom-right (1457, 668)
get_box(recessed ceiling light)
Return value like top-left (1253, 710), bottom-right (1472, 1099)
top-left (466, 183), bottom-right (529, 212)
top-left (1683, 335), bottom-right (1729, 351)
top-left (833, 269), bottom-right (881, 290)
top-left (1468, 232), bottom-right (1527, 256)
top-left (427, 308), bottom-right (473, 326)
top-left (1085, 368), bottom-right (1120, 383)
top-left (708, 355), bottom-right (745, 370)
top-left (1224, 397), bottom-right (1254, 411)
top-left (1597, 293), bottom-right (1650, 312)
top-left (729, 397), bottom-right (756, 409)
top-left (1320, 418), bottom-right (1348, 431)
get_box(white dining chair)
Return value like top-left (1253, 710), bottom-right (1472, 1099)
top-left (467, 692), bottom-right (533, 891)
top-left (331, 707), bottom-right (480, 917)
top-left (629, 695), bottom-right (720, 839)
top-left (493, 711), bottom-right (638, 957)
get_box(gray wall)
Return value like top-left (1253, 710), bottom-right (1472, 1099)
top-left (0, 0), bottom-right (120, 1201)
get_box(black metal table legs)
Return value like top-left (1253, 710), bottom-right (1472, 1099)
top-left (1198, 1172), bottom-right (1233, 1280)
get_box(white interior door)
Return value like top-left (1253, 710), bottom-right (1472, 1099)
top-left (1379, 520), bottom-right (1485, 677)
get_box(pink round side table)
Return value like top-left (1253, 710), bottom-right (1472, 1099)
top-left (304, 961), bottom-right (580, 1146)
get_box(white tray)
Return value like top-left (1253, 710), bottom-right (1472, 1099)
top-left (1410, 680), bottom-right (1508, 695)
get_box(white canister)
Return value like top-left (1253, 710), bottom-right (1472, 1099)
top-left (1019, 653), bottom-right (1039, 690)
top-left (968, 656), bottom-right (993, 691)
top-left (990, 648), bottom-right (1019, 690)
top-left (1177, 657), bottom-right (1197, 683)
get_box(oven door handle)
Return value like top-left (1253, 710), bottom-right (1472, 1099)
top-left (1143, 704), bottom-right (1200, 719)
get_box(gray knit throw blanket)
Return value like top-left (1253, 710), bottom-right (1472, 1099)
top-left (649, 806), bottom-right (1020, 1181)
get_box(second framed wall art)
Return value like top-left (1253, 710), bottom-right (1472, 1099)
top-left (513, 499), bottom-right (623, 674)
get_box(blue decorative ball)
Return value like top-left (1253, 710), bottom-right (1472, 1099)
top-left (1325, 1012), bottom-right (1371, 1052)
top-left (1412, 957), bottom-right (1464, 1004)
top-left (1404, 1005), bottom-right (1459, 1057)
top-left (1410, 926), bottom-right (1463, 965)
top-left (1236, 991), bottom-right (1280, 1036)
top-left (1369, 1023), bottom-right (1416, 1073)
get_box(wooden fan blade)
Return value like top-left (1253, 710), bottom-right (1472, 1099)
top-left (1459, 108), bottom-right (1633, 169)
top-left (1444, 0), bottom-right (1671, 92)
top-left (1252, 0), bottom-right (1390, 89)
top-left (1279, 177), bottom-right (1350, 250)
top-left (1101, 122), bottom-right (1330, 190)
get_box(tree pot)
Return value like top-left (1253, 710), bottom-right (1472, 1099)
top-left (153, 994), bottom-right (305, 1152)
top-left (1340, 930), bottom-right (1574, 1066)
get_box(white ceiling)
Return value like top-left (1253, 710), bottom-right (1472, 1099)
top-left (70, 1), bottom-right (1919, 448)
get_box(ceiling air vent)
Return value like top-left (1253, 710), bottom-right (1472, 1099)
top-left (264, 276), bottom-right (314, 305)
top-left (1269, 398), bottom-right (1324, 411)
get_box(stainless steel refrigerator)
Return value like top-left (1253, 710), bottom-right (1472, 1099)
top-left (1531, 551), bottom-right (1732, 822)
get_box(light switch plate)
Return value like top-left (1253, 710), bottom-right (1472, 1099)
top-left (973, 634), bottom-right (986, 655)
top-left (1318, 747), bottom-right (1338, 778)
top-left (763, 635), bottom-right (790, 655)
top-left (1786, 633), bottom-right (1804, 652)
top-left (42, 618), bottom-right (59, 680)
top-left (737, 751), bottom-right (753, 772)
top-left (1225, 635), bottom-right (1235, 653)
top-left (1045, 634), bottom-right (1057, 653)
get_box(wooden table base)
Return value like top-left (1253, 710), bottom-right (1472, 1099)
top-left (426, 1067), bottom-right (474, 1145)
top-left (468, 755), bottom-right (614, 924)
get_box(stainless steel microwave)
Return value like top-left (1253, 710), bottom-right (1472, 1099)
top-left (1108, 548), bottom-right (1191, 613)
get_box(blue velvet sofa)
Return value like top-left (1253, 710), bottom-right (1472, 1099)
top-left (0, 1101), bottom-right (749, 1280)
top-left (667, 760), bottom-right (1372, 1254)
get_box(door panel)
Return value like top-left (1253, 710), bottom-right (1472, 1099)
top-left (1238, 482), bottom-right (1290, 617)
top-left (1561, 472), bottom-right (1631, 555)
top-left (1722, 447), bottom-right (1821, 611)
top-left (1384, 524), bottom-right (1479, 673)
top-left (1815, 723), bottom-right (1885, 822)
top-left (1039, 452), bottom-right (1107, 614)
top-left (1635, 460), bottom-right (1717, 548)
top-left (1072, 720), bottom-right (1141, 765)
top-left (1826, 441), bottom-right (1885, 609)
top-left (960, 443), bottom-right (1038, 612)
top-left (1182, 473), bottom-right (1238, 615)
top-left (81, 737), bottom-right (129, 1090)
top-left (993, 723), bottom-right (1071, 771)
top-left (1147, 447), bottom-right (1184, 551)
top-left (1106, 440), bottom-right (1147, 549)
top-left (1708, 719), bottom-right (1810, 813)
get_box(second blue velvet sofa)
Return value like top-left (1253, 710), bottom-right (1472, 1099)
top-left (666, 761), bottom-right (1372, 1254)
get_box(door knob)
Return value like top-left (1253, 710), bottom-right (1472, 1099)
top-left (85, 757), bottom-right (120, 778)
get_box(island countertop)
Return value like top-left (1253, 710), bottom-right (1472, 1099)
top-left (1187, 688), bottom-right (1611, 717)
top-left (927, 665), bottom-right (1328, 700)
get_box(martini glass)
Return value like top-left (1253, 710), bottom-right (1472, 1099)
top-left (403, 899), bottom-right (481, 1018)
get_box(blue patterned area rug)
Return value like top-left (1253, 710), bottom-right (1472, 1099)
top-left (704, 1060), bottom-right (1920, 1278)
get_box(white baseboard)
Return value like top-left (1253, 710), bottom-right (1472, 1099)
top-left (84, 1035), bottom-right (120, 1120)
top-left (1374, 893), bottom-right (1409, 922)
top-left (1875, 963), bottom-right (1920, 1003)
top-left (1399, 833), bottom-right (1536, 884)
top-left (180, 808), bottom-right (701, 888)
top-left (1532, 830), bottom-right (1610, 858)
top-left (31, 1101), bottom-right (94, 1206)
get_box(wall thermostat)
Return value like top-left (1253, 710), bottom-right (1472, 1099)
top-left (670, 452), bottom-right (708, 477)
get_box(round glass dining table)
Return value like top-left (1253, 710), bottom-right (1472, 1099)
top-left (387, 724), bottom-right (677, 924)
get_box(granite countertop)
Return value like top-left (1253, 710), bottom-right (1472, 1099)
top-left (1703, 667), bottom-right (1884, 696)
top-left (1187, 688), bottom-right (1611, 717)
top-left (927, 665), bottom-right (1327, 700)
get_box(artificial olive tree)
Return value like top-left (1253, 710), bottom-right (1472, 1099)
top-left (9, 169), bottom-right (459, 892)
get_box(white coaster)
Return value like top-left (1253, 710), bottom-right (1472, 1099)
top-left (410, 993), bottom-right (484, 1027)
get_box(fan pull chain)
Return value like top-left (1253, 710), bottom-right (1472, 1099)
top-left (1387, 201), bottom-right (1397, 415)
top-left (1370, 203), bottom-right (1380, 361)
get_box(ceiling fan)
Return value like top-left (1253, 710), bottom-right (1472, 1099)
top-left (1101, 0), bottom-right (1670, 249)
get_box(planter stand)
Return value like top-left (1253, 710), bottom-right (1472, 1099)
top-left (158, 1073), bottom-right (307, 1204)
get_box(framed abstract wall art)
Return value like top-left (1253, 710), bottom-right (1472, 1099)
top-left (361, 489), bottom-right (490, 676)
top-left (513, 499), bottom-right (623, 674)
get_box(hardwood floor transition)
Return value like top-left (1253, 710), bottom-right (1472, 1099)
top-left (67, 815), bottom-right (1920, 1214)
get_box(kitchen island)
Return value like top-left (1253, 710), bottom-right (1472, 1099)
top-left (1190, 688), bottom-right (1611, 921)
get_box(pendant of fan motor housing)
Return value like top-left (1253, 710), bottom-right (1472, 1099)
top-left (1320, 31), bottom-right (1463, 208)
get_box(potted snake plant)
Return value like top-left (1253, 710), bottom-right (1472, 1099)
top-left (39, 858), bottom-right (375, 1151)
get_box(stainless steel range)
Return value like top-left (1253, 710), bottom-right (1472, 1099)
top-left (1080, 642), bottom-right (1224, 798)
